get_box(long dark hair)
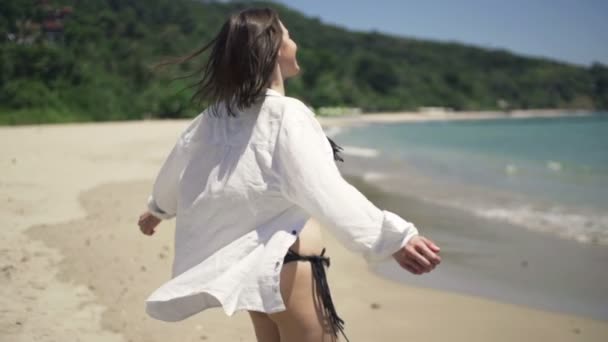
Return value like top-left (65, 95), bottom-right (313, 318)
top-left (158, 7), bottom-right (344, 162)
top-left (158, 7), bottom-right (282, 117)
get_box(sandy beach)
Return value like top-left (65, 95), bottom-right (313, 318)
top-left (2, 116), bottom-right (608, 341)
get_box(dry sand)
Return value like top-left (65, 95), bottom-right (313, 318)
top-left (1, 117), bottom-right (607, 342)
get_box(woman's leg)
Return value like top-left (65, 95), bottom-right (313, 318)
top-left (268, 259), bottom-right (338, 342)
top-left (248, 310), bottom-right (281, 342)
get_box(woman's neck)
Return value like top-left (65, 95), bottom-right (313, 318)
top-left (267, 64), bottom-right (285, 95)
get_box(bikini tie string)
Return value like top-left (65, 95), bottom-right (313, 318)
top-left (284, 248), bottom-right (350, 342)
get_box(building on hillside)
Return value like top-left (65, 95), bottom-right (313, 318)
top-left (7, 0), bottom-right (74, 44)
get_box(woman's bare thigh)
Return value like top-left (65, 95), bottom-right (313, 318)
top-left (248, 310), bottom-right (280, 342)
top-left (267, 218), bottom-right (338, 342)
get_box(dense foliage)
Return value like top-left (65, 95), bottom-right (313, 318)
top-left (1, 0), bottom-right (607, 125)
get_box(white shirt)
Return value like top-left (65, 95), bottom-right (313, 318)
top-left (144, 88), bottom-right (419, 322)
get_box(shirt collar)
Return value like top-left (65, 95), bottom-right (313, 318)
top-left (265, 88), bottom-right (284, 97)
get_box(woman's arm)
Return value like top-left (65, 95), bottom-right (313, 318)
top-left (272, 99), bottom-right (421, 264)
top-left (146, 141), bottom-right (182, 221)
top-left (138, 141), bottom-right (182, 236)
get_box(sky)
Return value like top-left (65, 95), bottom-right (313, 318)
top-left (276, 0), bottom-right (608, 66)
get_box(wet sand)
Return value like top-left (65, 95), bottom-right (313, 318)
top-left (343, 170), bottom-right (608, 320)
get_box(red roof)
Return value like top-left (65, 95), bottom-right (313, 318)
top-left (42, 20), bottom-right (63, 32)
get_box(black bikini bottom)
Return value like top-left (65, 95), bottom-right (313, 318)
top-left (283, 247), bottom-right (350, 342)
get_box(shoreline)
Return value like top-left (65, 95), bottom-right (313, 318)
top-left (0, 108), bottom-right (599, 129)
top-left (323, 112), bottom-right (608, 320)
top-left (317, 108), bottom-right (597, 128)
top-left (322, 110), bottom-right (608, 247)
top-left (342, 167), bottom-right (608, 321)
top-left (2, 120), bottom-right (607, 341)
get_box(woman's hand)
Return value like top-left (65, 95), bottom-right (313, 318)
top-left (392, 236), bottom-right (441, 275)
top-left (138, 211), bottom-right (162, 236)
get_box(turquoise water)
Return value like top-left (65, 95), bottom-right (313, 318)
top-left (334, 113), bottom-right (608, 244)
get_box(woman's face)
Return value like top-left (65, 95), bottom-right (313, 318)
top-left (277, 20), bottom-right (300, 79)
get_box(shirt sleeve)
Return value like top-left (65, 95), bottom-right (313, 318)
top-left (147, 141), bottom-right (182, 220)
top-left (272, 100), bottom-right (419, 263)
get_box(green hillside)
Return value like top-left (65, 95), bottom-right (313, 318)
top-left (1, 0), bottom-right (607, 125)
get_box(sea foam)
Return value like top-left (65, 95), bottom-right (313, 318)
top-left (342, 145), bottom-right (380, 158)
top-left (472, 205), bottom-right (608, 245)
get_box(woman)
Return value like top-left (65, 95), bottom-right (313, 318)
top-left (137, 7), bottom-right (441, 342)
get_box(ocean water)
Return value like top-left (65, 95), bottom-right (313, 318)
top-left (333, 112), bottom-right (608, 245)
